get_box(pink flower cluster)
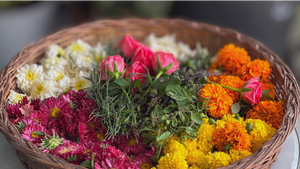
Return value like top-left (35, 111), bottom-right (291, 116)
top-left (99, 35), bottom-right (179, 83)
top-left (6, 90), bottom-right (155, 168)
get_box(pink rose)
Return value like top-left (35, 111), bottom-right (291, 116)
top-left (99, 55), bottom-right (125, 81)
top-left (242, 77), bottom-right (262, 105)
top-left (124, 66), bottom-right (132, 77)
top-left (133, 45), bottom-right (153, 70)
top-left (120, 35), bottom-right (141, 58)
top-left (131, 61), bottom-right (147, 83)
top-left (150, 51), bottom-right (179, 74)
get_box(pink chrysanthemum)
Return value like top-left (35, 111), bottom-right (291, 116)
top-left (145, 146), bottom-right (156, 158)
top-left (29, 98), bottom-right (41, 111)
top-left (132, 154), bottom-right (152, 169)
top-left (22, 123), bottom-right (47, 143)
top-left (51, 140), bottom-right (85, 164)
top-left (99, 146), bottom-right (133, 169)
top-left (40, 96), bottom-right (71, 128)
top-left (117, 134), bottom-right (147, 156)
top-left (6, 103), bottom-right (23, 122)
top-left (28, 110), bottom-right (49, 126)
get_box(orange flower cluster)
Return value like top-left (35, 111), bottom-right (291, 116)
top-left (199, 84), bottom-right (233, 119)
top-left (241, 59), bottom-right (272, 83)
top-left (216, 44), bottom-right (251, 75)
top-left (246, 100), bottom-right (284, 129)
top-left (212, 121), bottom-right (251, 152)
top-left (212, 44), bottom-right (272, 84)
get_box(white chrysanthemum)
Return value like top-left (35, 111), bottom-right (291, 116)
top-left (65, 39), bottom-right (92, 59)
top-left (29, 77), bottom-right (57, 100)
top-left (56, 75), bottom-right (73, 95)
top-left (93, 42), bottom-right (107, 63)
top-left (64, 63), bottom-right (80, 79)
top-left (144, 33), bottom-right (209, 62)
top-left (40, 44), bottom-right (68, 71)
top-left (8, 90), bottom-right (29, 104)
top-left (46, 44), bottom-right (66, 58)
top-left (16, 64), bottom-right (44, 94)
top-left (72, 71), bottom-right (92, 92)
top-left (45, 68), bottom-right (66, 82)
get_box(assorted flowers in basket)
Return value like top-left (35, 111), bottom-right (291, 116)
top-left (6, 33), bottom-right (284, 169)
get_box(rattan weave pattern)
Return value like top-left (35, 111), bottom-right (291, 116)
top-left (0, 18), bottom-right (299, 169)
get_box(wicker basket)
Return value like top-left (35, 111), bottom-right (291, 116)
top-left (0, 18), bottom-right (299, 169)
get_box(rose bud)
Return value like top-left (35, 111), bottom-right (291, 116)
top-left (242, 77), bottom-right (262, 105)
top-left (120, 35), bottom-right (141, 59)
top-left (150, 51), bottom-right (179, 75)
top-left (99, 55), bottom-right (125, 80)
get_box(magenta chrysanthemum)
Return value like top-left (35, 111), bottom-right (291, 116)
top-left (22, 123), bottom-right (47, 143)
top-left (117, 134), bottom-right (147, 156)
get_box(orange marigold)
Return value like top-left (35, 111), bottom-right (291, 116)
top-left (261, 83), bottom-right (275, 101)
top-left (207, 75), bottom-right (221, 83)
top-left (246, 100), bottom-right (284, 129)
top-left (241, 59), bottom-right (272, 83)
top-left (219, 76), bottom-right (245, 102)
top-left (200, 84), bottom-right (233, 119)
top-left (216, 44), bottom-right (251, 74)
top-left (212, 121), bottom-right (251, 152)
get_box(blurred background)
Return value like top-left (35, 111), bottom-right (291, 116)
top-left (1, 1), bottom-right (300, 82)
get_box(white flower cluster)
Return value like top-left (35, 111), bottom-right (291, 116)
top-left (144, 33), bottom-right (209, 63)
top-left (10, 39), bottom-right (106, 103)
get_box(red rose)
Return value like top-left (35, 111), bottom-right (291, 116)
top-left (131, 61), bottom-right (147, 83)
top-left (242, 77), bottom-right (262, 105)
top-left (120, 35), bottom-right (140, 59)
top-left (150, 51), bottom-right (179, 74)
top-left (133, 45), bottom-right (153, 71)
top-left (99, 55), bottom-right (125, 81)
top-left (124, 66), bottom-right (132, 77)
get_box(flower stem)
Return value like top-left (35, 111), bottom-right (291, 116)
top-left (121, 87), bottom-right (130, 102)
top-left (154, 71), bottom-right (163, 81)
top-left (209, 81), bottom-right (242, 93)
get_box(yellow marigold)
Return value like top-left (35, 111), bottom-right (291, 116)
top-left (201, 152), bottom-right (231, 169)
top-left (156, 153), bottom-right (188, 169)
top-left (163, 139), bottom-right (188, 157)
top-left (216, 44), bottom-right (251, 74)
top-left (241, 59), bottom-right (272, 83)
top-left (219, 76), bottom-right (245, 102)
top-left (261, 83), bottom-right (275, 101)
top-left (245, 119), bottom-right (277, 152)
top-left (246, 100), bottom-right (284, 129)
top-left (186, 149), bottom-right (205, 166)
top-left (196, 123), bottom-right (216, 153)
top-left (189, 165), bottom-right (201, 169)
top-left (229, 149), bottom-right (252, 163)
top-left (220, 114), bottom-right (245, 127)
top-left (200, 84), bottom-right (233, 119)
top-left (212, 121), bottom-right (251, 152)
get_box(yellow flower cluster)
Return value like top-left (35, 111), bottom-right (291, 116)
top-left (156, 115), bottom-right (277, 169)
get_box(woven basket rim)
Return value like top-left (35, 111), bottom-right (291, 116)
top-left (0, 18), bottom-right (299, 169)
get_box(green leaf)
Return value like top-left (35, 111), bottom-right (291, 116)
top-left (246, 122), bottom-right (253, 134)
top-left (242, 87), bottom-right (252, 92)
top-left (154, 105), bottom-right (163, 116)
top-left (234, 114), bottom-right (240, 121)
top-left (197, 101), bottom-right (204, 110)
top-left (262, 89), bottom-right (271, 95)
top-left (155, 76), bottom-right (181, 96)
top-left (240, 107), bottom-right (251, 115)
top-left (145, 68), bottom-right (154, 87)
top-left (33, 131), bottom-right (44, 136)
top-left (140, 127), bottom-right (157, 133)
top-left (172, 119), bottom-right (178, 127)
top-left (114, 78), bottom-right (130, 87)
top-left (179, 112), bottom-right (185, 122)
top-left (130, 155), bottom-right (135, 162)
top-left (231, 103), bottom-right (241, 114)
top-left (162, 62), bottom-right (174, 73)
top-left (156, 131), bottom-right (171, 143)
top-left (208, 118), bottom-right (215, 125)
top-left (166, 85), bottom-right (190, 106)
top-left (163, 105), bottom-right (174, 114)
top-left (80, 160), bottom-right (92, 168)
top-left (191, 112), bottom-right (203, 125)
top-left (142, 133), bottom-right (157, 140)
top-left (91, 152), bottom-right (95, 169)
top-left (224, 143), bottom-right (231, 151)
top-left (134, 79), bottom-right (142, 90)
